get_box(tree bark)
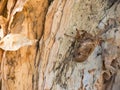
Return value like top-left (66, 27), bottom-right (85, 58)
top-left (0, 0), bottom-right (120, 90)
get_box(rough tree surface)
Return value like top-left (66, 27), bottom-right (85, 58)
top-left (0, 0), bottom-right (120, 90)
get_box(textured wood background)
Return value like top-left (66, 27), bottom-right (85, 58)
top-left (0, 0), bottom-right (120, 90)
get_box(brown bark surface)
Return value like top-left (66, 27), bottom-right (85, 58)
top-left (0, 0), bottom-right (48, 90)
top-left (0, 0), bottom-right (120, 90)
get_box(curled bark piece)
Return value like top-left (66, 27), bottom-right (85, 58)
top-left (0, 33), bottom-right (37, 51)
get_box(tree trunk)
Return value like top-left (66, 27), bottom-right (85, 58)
top-left (0, 0), bottom-right (120, 90)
